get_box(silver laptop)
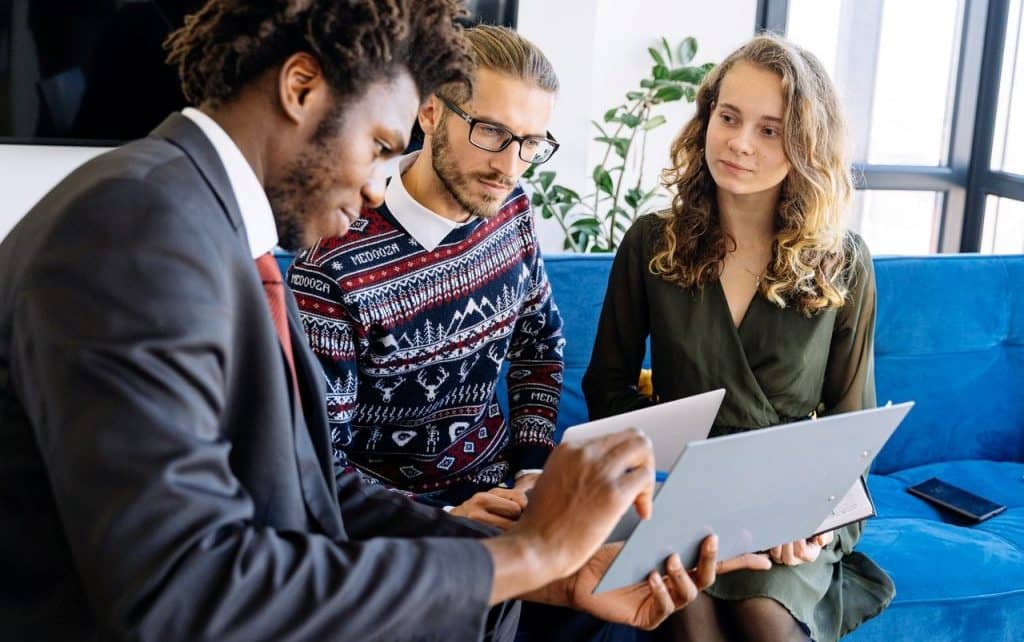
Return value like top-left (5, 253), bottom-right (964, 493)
top-left (561, 389), bottom-right (725, 542)
top-left (560, 389), bottom-right (726, 471)
top-left (594, 402), bottom-right (914, 593)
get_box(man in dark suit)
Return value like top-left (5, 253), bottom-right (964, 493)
top-left (0, 2), bottom-right (758, 640)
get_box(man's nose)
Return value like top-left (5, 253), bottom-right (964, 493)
top-left (362, 169), bottom-right (386, 209)
top-left (491, 141), bottom-right (525, 179)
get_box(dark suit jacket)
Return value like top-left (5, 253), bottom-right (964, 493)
top-left (0, 113), bottom-right (502, 641)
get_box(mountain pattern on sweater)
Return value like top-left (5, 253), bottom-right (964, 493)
top-left (289, 187), bottom-right (564, 504)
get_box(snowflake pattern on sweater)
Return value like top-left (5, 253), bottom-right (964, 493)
top-left (289, 187), bottom-right (564, 502)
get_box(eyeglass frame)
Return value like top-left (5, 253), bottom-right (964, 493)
top-left (436, 95), bottom-right (560, 165)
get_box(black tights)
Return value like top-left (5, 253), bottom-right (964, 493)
top-left (658, 593), bottom-right (811, 642)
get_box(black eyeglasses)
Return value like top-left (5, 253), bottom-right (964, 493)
top-left (437, 95), bottom-right (560, 165)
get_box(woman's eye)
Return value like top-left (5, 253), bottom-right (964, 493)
top-left (720, 113), bottom-right (735, 124)
top-left (762, 127), bottom-right (780, 137)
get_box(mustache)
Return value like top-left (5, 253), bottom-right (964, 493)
top-left (476, 172), bottom-right (515, 189)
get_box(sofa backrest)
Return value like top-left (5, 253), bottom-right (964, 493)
top-left (544, 254), bottom-right (1024, 475)
top-left (277, 250), bottom-right (1024, 474)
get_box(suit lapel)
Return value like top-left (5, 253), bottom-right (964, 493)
top-left (151, 113), bottom-right (247, 237)
top-left (152, 113), bottom-right (343, 537)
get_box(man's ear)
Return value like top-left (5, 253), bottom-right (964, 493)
top-left (417, 95), bottom-right (444, 136)
top-left (277, 52), bottom-right (327, 126)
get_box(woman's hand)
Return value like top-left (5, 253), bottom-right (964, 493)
top-left (768, 531), bottom-right (834, 566)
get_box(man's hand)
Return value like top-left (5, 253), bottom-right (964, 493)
top-left (513, 472), bottom-right (540, 493)
top-left (510, 429), bottom-right (655, 576)
top-left (448, 488), bottom-right (529, 530)
top-left (481, 429), bottom-right (656, 604)
top-left (768, 531), bottom-right (834, 566)
top-left (559, 535), bottom-right (771, 630)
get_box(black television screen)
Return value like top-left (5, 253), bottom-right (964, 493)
top-left (0, 0), bottom-right (518, 145)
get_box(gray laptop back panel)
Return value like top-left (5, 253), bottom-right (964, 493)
top-left (561, 389), bottom-right (726, 471)
top-left (594, 402), bottom-right (913, 593)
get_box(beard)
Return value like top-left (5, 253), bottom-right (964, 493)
top-left (431, 123), bottom-right (515, 219)
top-left (265, 140), bottom-right (335, 252)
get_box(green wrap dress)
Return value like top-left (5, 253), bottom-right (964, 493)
top-left (582, 213), bottom-right (895, 642)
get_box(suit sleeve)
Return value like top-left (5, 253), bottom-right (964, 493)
top-left (582, 216), bottom-right (656, 420)
top-left (11, 178), bottom-right (494, 642)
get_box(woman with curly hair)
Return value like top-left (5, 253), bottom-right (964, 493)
top-left (583, 34), bottom-right (895, 642)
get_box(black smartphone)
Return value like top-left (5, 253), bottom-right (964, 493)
top-left (907, 477), bottom-right (1006, 522)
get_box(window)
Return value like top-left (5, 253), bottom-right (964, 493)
top-left (990, 0), bottom-right (1023, 175)
top-left (857, 190), bottom-right (944, 255)
top-left (982, 195), bottom-right (1024, 252)
top-left (759, 0), bottom-right (1024, 254)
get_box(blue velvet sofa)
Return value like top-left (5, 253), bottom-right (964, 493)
top-left (277, 249), bottom-right (1023, 639)
top-left (543, 253), bottom-right (1024, 641)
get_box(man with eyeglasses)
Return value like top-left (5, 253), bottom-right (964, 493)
top-left (289, 23), bottom-right (566, 527)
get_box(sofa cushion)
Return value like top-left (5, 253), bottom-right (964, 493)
top-left (847, 461), bottom-right (1024, 640)
top-left (865, 462), bottom-right (1024, 599)
top-left (872, 256), bottom-right (1024, 474)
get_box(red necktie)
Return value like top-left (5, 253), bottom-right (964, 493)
top-left (255, 253), bottom-right (302, 402)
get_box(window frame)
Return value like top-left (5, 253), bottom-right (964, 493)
top-left (756, 0), bottom-right (1024, 253)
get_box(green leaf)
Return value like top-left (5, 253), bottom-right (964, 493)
top-left (620, 114), bottom-right (641, 128)
top-left (531, 191), bottom-right (544, 207)
top-left (668, 66), bottom-right (706, 84)
top-left (595, 136), bottom-right (631, 159)
top-left (641, 114), bottom-right (667, 131)
top-left (537, 170), bottom-right (556, 191)
top-left (639, 78), bottom-right (655, 89)
top-left (677, 37), bottom-right (697, 64)
top-left (553, 185), bottom-right (582, 202)
top-left (661, 37), bottom-right (673, 65)
top-left (591, 120), bottom-right (609, 138)
top-left (593, 166), bottom-right (614, 196)
top-left (624, 187), bottom-right (642, 208)
top-left (570, 216), bottom-right (601, 230)
top-left (626, 91), bottom-right (645, 101)
top-left (603, 106), bottom-right (620, 123)
top-left (682, 85), bottom-right (696, 102)
top-left (653, 85), bottom-right (685, 102)
top-left (653, 64), bottom-right (669, 80)
top-left (522, 164), bottom-right (536, 180)
top-left (647, 47), bottom-right (666, 67)
top-left (540, 204), bottom-right (553, 219)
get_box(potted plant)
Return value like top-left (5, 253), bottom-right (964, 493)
top-left (525, 37), bottom-right (713, 252)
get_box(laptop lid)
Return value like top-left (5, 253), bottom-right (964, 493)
top-left (561, 389), bottom-right (726, 471)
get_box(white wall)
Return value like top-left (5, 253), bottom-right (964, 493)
top-left (0, 0), bottom-right (757, 248)
top-left (0, 145), bottom-right (109, 240)
top-left (518, 0), bottom-right (758, 252)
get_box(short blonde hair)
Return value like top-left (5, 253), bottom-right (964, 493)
top-left (652, 33), bottom-right (855, 316)
top-left (438, 24), bottom-right (558, 103)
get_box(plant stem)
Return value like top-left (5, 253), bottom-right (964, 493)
top-left (593, 100), bottom-right (645, 229)
top-left (606, 97), bottom-right (651, 248)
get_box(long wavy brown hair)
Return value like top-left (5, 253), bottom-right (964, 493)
top-left (652, 34), bottom-right (856, 315)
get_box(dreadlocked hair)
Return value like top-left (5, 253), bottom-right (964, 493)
top-left (165, 0), bottom-right (471, 109)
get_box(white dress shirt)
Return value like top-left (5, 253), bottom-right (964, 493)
top-left (384, 152), bottom-right (475, 252)
top-left (181, 107), bottom-right (278, 259)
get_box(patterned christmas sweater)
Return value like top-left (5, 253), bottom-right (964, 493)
top-left (289, 186), bottom-right (564, 504)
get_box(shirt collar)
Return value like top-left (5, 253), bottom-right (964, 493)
top-left (384, 151), bottom-right (476, 252)
top-left (182, 107), bottom-right (278, 258)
